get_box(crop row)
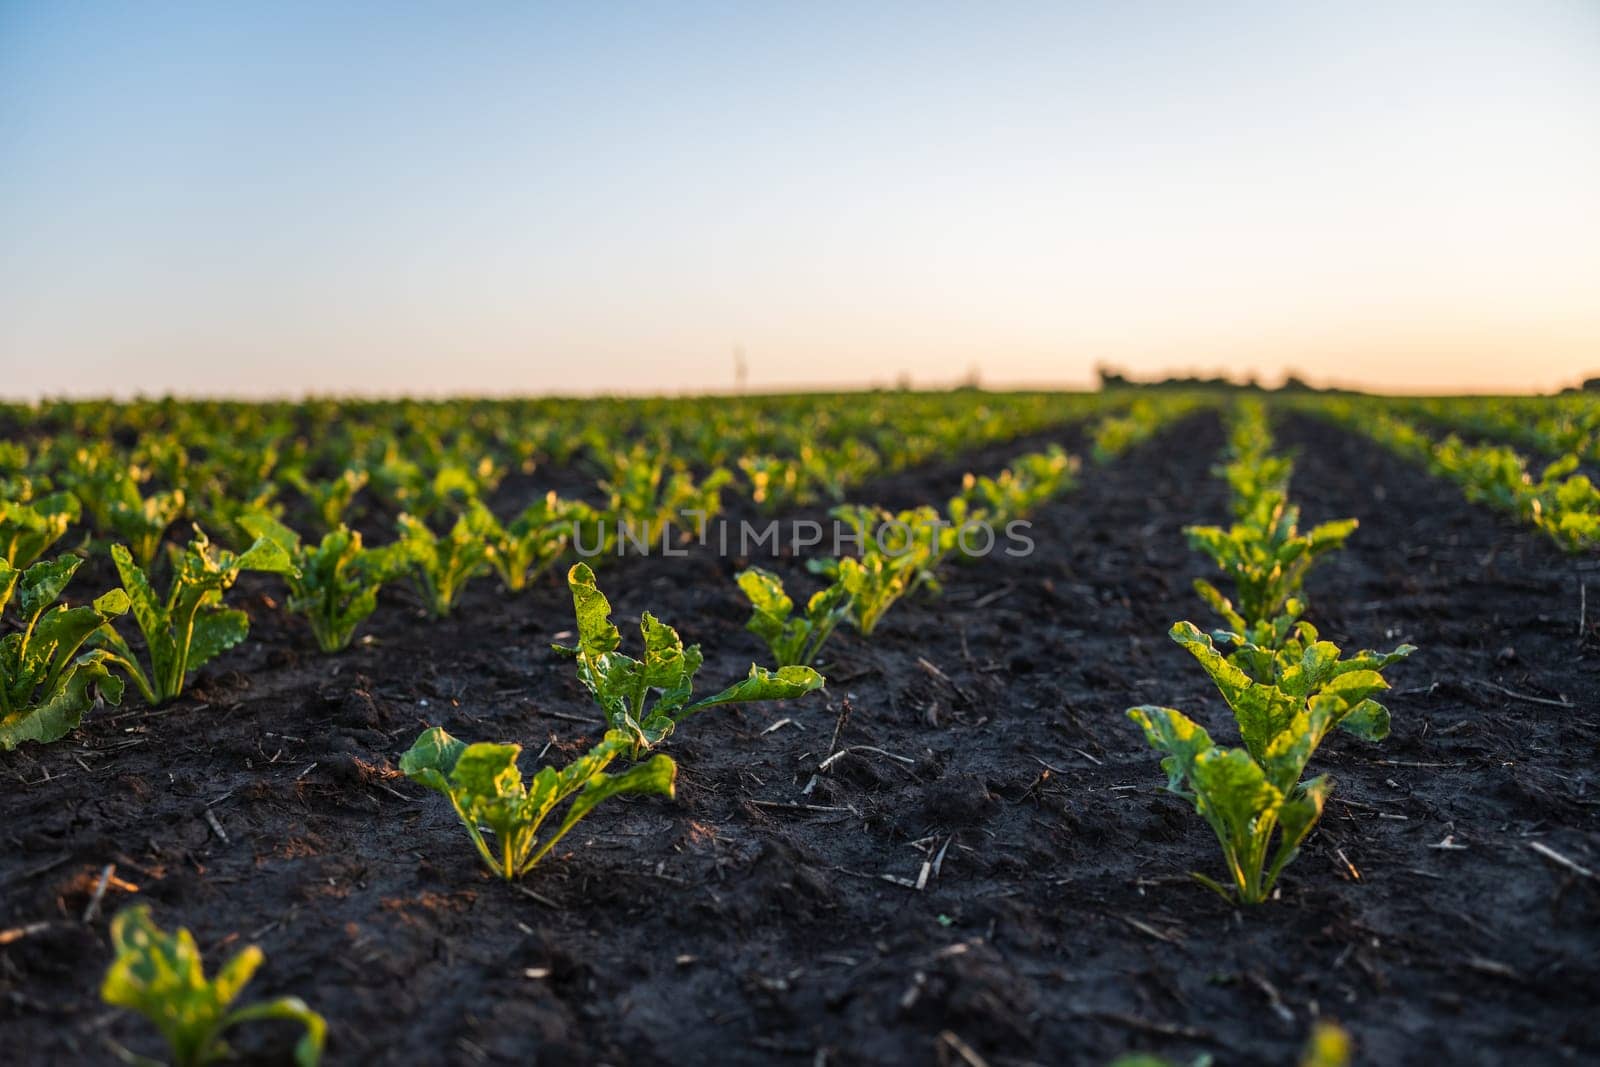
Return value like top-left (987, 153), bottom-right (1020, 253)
top-left (1083, 398), bottom-right (1402, 1063)
top-left (1128, 398), bottom-right (1413, 905)
top-left (1350, 392), bottom-right (1600, 463)
top-left (1289, 395), bottom-right (1600, 551)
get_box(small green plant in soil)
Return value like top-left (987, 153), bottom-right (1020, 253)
top-left (284, 466), bottom-right (368, 532)
top-left (556, 562), bottom-right (825, 756)
top-left (471, 493), bottom-right (596, 593)
top-left (240, 512), bottom-right (408, 653)
top-left (400, 725), bottom-right (677, 880)
top-left (94, 528), bottom-right (297, 705)
top-left (736, 566), bottom-right (852, 668)
top-left (395, 511), bottom-right (494, 617)
top-left (809, 504), bottom-right (949, 635)
top-left (1127, 622), bottom-right (1411, 904)
top-left (102, 904), bottom-right (326, 1067)
top-left (1185, 499), bottom-right (1357, 633)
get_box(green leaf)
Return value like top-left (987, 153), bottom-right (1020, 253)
top-left (451, 742), bottom-right (526, 805)
top-left (1169, 622), bottom-right (1252, 703)
top-left (0, 558), bottom-right (17, 615)
top-left (1127, 705), bottom-right (1215, 797)
top-left (186, 609), bottom-right (250, 675)
top-left (639, 612), bottom-right (693, 693)
top-left (1310, 669), bottom-right (1390, 718)
top-left (1192, 578), bottom-right (1246, 633)
top-left (562, 562), bottom-right (621, 657)
top-left (524, 751), bottom-right (678, 872)
top-left (1331, 642), bottom-right (1415, 677)
top-left (564, 752), bottom-right (677, 825)
top-left (1305, 517), bottom-right (1359, 552)
top-left (736, 567), bottom-right (793, 622)
top-left (1289, 640), bottom-right (1343, 693)
top-left (1337, 698), bottom-right (1391, 742)
top-left (238, 510), bottom-right (300, 556)
top-left (20, 555), bottom-right (82, 621)
top-left (689, 664), bottom-right (825, 712)
top-left (94, 588), bottom-right (132, 615)
top-left (109, 543), bottom-right (175, 689)
top-left (231, 533), bottom-right (297, 576)
top-left (399, 726), bottom-right (468, 795)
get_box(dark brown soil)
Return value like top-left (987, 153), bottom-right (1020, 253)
top-left (4, 412), bottom-right (1598, 1065)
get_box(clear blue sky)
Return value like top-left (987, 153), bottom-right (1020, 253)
top-left (2, 1), bottom-right (1597, 397)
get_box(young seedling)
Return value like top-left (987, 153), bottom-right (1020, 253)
top-left (101, 905), bottom-right (326, 1067)
top-left (400, 725), bottom-right (677, 881)
top-left (471, 494), bottom-right (594, 593)
top-left (556, 562), bottom-right (825, 756)
top-left (808, 505), bottom-right (949, 635)
top-left (736, 566), bottom-right (852, 667)
top-left (59, 445), bottom-right (188, 568)
top-left (599, 444), bottom-right (732, 553)
top-left (1527, 454), bottom-right (1600, 552)
top-left (94, 528), bottom-right (297, 705)
top-left (240, 513), bottom-right (407, 653)
top-left (395, 511), bottom-right (494, 617)
top-left (1127, 621), bottom-right (1411, 904)
top-left (1217, 451), bottom-right (1294, 521)
top-left (107, 483), bottom-right (189, 569)
top-left (737, 454), bottom-right (806, 512)
top-left (0, 555), bottom-right (128, 749)
top-left (285, 466), bottom-right (369, 532)
top-left (952, 445), bottom-right (1079, 523)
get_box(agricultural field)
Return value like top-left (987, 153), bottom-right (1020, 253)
top-left (1, 388), bottom-right (1597, 1065)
